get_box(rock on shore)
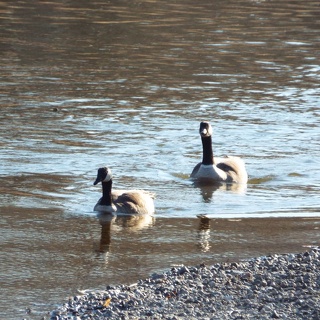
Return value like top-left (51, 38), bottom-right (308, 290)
top-left (50, 247), bottom-right (320, 319)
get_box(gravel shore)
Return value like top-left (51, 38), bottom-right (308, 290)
top-left (50, 247), bottom-right (320, 319)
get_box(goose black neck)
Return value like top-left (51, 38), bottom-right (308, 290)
top-left (201, 135), bottom-right (214, 165)
top-left (100, 179), bottom-right (113, 206)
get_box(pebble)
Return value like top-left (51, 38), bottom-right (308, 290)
top-left (50, 247), bottom-right (320, 319)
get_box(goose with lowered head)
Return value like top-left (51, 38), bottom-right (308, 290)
top-left (93, 167), bottom-right (155, 214)
top-left (190, 121), bottom-right (248, 184)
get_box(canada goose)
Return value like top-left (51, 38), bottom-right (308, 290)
top-left (93, 167), bottom-right (155, 214)
top-left (190, 121), bottom-right (248, 184)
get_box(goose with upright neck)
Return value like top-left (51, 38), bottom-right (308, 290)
top-left (190, 121), bottom-right (248, 184)
top-left (93, 167), bottom-right (155, 214)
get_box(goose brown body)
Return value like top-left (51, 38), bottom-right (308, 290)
top-left (93, 167), bottom-right (155, 214)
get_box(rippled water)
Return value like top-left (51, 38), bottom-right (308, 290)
top-left (1, 0), bottom-right (320, 318)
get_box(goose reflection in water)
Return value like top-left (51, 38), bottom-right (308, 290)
top-left (96, 213), bottom-right (116, 254)
top-left (197, 214), bottom-right (211, 252)
top-left (95, 213), bottom-right (155, 261)
top-left (193, 180), bottom-right (247, 202)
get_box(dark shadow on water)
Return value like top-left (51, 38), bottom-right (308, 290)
top-left (248, 175), bottom-right (276, 185)
top-left (2, 205), bottom-right (320, 320)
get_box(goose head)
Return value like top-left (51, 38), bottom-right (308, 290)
top-left (94, 167), bottom-right (112, 185)
top-left (199, 121), bottom-right (213, 138)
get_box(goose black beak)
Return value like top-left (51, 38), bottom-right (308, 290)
top-left (93, 177), bottom-right (101, 185)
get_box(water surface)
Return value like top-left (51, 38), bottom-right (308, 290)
top-left (0, 0), bottom-right (319, 318)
